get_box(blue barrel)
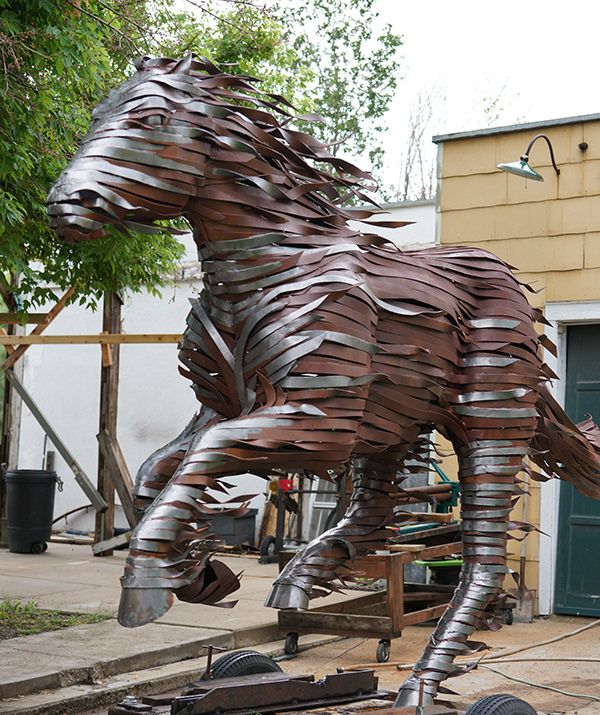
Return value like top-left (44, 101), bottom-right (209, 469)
top-left (4, 469), bottom-right (58, 554)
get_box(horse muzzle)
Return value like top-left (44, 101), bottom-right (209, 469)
top-left (46, 178), bottom-right (113, 242)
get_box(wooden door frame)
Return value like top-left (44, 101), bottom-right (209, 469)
top-left (540, 301), bottom-right (600, 615)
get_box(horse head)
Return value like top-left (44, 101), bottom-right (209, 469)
top-left (47, 54), bottom-right (376, 247)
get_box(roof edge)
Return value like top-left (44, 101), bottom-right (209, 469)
top-left (432, 112), bottom-right (600, 144)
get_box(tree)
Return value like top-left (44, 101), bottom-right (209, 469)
top-left (275, 0), bottom-right (403, 189)
top-left (0, 1), bottom-right (314, 311)
top-left (396, 88), bottom-right (445, 202)
top-left (0, 1), bottom-right (403, 310)
top-left (0, 1), bottom-right (181, 310)
top-left (393, 83), bottom-right (522, 203)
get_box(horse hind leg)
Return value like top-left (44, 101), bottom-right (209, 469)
top-left (266, 443), bottom-right (420, 610)
top-left (396, 432), bottom-right (533, 705)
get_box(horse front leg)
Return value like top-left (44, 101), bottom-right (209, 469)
top-left (396, 436), bottom-right (532, 705)
top-left (118, 402), bottom-right (358, 627)
top-left (132, 406), bottom-right (219, 515)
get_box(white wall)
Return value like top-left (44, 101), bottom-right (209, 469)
top-left (18, 234), bottom-right (202, 531)
top-left (17, 201), bottom-right (436, 534)
top-left (349, 199), bottom-right (435, 250)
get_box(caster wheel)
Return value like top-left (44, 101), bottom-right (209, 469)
top-left (284, 632), bottom-right (299, 656)
top-left (503, 608), bottom-right (514, 625)
top-left (259, 535), bottom-right (277, 563)
top-left (30, 542), bottom-right (46, 554)
top-left (465, 694), bottom-right (537, 715)
top-left (376, 639), bottom-right (390, 663)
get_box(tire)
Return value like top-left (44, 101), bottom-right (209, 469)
top-left (30, 542), bottom-right (45, 554)
top-left (201, 649), bottom-right (282, 680)
top-left (465, 694), bottom-right (537, 715)
top-left (284, 632), bottom-right (299, 655)
top-left (376, 639), bottom-right (390, 663)
top-left (259, 535), bottom-right (277, 559)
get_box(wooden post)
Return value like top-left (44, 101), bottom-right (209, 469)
top-left (94, 292), bottom-right (122, 555)
top-left (0, 364), bottom-right (11, 547)
top-left (0, 279), bottom-right (21, 547)
top-left (97, 429), bottom-right (138, 529)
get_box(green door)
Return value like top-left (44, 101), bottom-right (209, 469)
top-left (555, 324), bottom-right (600, 616)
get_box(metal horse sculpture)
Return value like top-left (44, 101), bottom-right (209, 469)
top-left (47, 55), bottom-right (600, 705)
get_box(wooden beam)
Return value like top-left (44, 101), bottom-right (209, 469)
top-left (95, 293), bottom-right (121, 555)
top-left (97, 429), bottom-right (138, 529)
top-left (0, 313), bottom-right (49, 324)
top-left (92, 530), bottom-right (131, 555)
top-left (0, 328), bottom-right (15, 354)
top-left (2, 287), bottom-right (75, 370)
top-left (4, 369), bottom-right (108, 512)
top-left (0, 333), bottom-right (181, 345)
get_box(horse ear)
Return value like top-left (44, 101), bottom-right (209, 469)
top-left (170, 53), bottom-right (193, 75)
top-left (134, 56), bottom-right (153, 71)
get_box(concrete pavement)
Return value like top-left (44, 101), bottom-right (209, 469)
top-left (0, 542), bottom-right (345, 713)
top-left (2, 543), bottom-right (600, 715)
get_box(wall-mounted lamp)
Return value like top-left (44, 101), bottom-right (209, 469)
top-left (497, 133), bottom-right (560, 182)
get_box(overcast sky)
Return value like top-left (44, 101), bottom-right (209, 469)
top-left (379, 0), bottom-right (600, 191)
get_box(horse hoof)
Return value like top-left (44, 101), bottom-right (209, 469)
top-left (264, 583), bottom-right (310, 610)
top-left (117, 587), bottom-right (173, 627)
top-left (394, 685), bottom-right (434, 707)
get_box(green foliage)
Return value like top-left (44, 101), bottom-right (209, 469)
top-left (276, 0), bottom-right (403, 187)
top-left (0, 598), bottom-right (111, 639)
top-left (0, 0), bottom-right (402, 310)
top-left (0, 0), bottom-right (189, 310)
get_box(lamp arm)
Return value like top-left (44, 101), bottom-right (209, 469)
top-left (522, 133), bottom-right (560, 175)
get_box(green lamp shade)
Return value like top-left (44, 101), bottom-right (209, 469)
top-left (497, 158), bottom-right (544, 182)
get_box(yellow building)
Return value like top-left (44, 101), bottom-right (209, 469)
top-left (433, 115), bottom-right (600, 618)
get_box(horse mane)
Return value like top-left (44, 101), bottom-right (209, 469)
top-left (122, 54), bottom-right (383, 226)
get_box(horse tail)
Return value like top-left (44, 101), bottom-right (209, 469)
top-left (529, 384), bottom-right (600, 498)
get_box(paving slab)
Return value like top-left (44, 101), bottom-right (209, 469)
top-left (0, 619), bottom-right (232, 698)
top-left (0, 542), bottom-right (361, 705)
top-left (29, 587), bottom-right (121, 616)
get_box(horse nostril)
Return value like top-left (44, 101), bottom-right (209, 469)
top-left (78, 190), bottom-right (100, 207)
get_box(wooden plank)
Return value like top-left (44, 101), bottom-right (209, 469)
top-left (402, 602), bottom-right (449, 626)
top-left (278, 610), bottom-right (395, 638)
top-left (0, 313), bottom-right (49, 324)
top-left (395, 541), bottom-right (462, 565)
top-left (97, 430), bottom-right (138, 529)
top-left (388, 543), bottom-right (427, 552)
top-left (309, 591), bottom-right (385, 614)
top-left (5, 369), bottom-right (107, 512)
top-left (0, 328), bottom-right (15, 354)
top-left (2, 287), bottom-right (75, 369)
top-left (391, 523), bottom-right (461, 544)
top-left (402, 591), bottom-right (449, 602)
top-left (95, 293), bottom-right (121, 554)
top-left (386, 548), bottom-right (405, 633)
top-left (0, 333), bottom-right (182, 345)
top-left (100, 332), bottom-right (113, 368)
top-left (394, 512), bottom-right (455, 523)
top-left (92, 529), bottom-right (131, 555)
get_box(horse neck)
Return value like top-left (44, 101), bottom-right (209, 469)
top-left (187, 202), bottom-right (362, 303)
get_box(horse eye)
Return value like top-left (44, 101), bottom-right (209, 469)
top-left (146, 115), bottom-right (166, 127)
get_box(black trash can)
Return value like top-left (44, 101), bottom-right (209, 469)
top-left (4, 469), bottom-right (59, 554)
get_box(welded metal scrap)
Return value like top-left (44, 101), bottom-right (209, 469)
top-left (47, 54), bottom-right (600, 705)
